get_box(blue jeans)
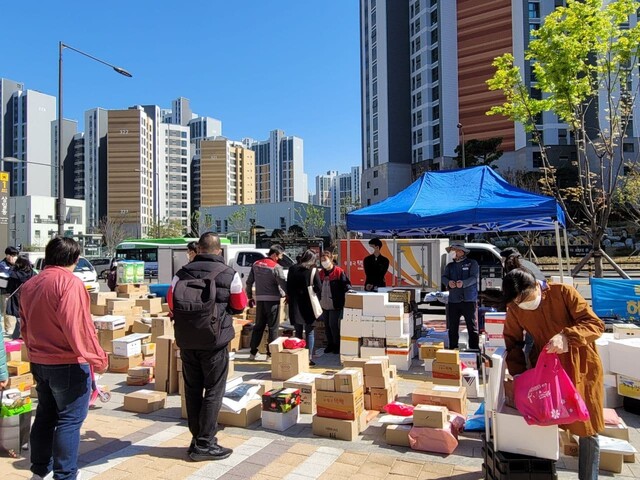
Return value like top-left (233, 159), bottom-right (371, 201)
top-left (30, 363), bottom-right (91, 480)
top-left (294, 323), bottom-right (315, 359)
top-left (579, 434), bottom-right (599, 480)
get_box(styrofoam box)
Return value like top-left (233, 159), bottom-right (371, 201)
top-left (360, 320), bottom-right (375, 337)
top-left (613, 324), bottom-right (640, 340)
top-left (360, 346), bottom-right (387, 358)
top-left (343, 308), bottom-right (355, 321)
top-left (423, 359), bottom-right (434, 372)
top-left (604, 374), bottom-right (617, 388)
top-left (261, 406), bottom-right (299, 432)
top-left (486, 334), bottom-right (506, 348)
top-left (604, 385), bottom-right (623, 409)
top-left (596, 333), bottom-right (615, 374)
top-left (387, 348), bottom-right (412, 371)
top-left (462, 369), bottom-right (479, 398)
top-left (372, 320), bottom-right (386, 338)
top-left (361, 293), bottom-right (387, 316)
top-left (459, 352), bottom-right (478, 370)
top-left (609, 338), bottom-right (640, 378)
top-left (112, 338), bottom-right (142, 357)
top-left (341, 320), bottom-right (361, 338)
top-left (484, 312), bottom-right (507, 322)
top-left (403, 313), bottom-right (413, 337)
top-left (386, 319), bottom-right (404, 338)
top-left (383, 302), bottom-right (404, 319)
top-left (493, 407), bottom-right (559, 460)
top-left (340, 338), bottom-right (360, 356)
top-left (484, 322), bottom-right (504, 336)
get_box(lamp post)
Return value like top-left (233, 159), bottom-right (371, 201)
top-left (57, 41), bottom-right (132, 236)
top-left (457, 123), bottom-right (466, 168)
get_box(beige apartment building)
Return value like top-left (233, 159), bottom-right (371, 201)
top-left (107, 107), bottom-right (154, 237)
top-left (199, 138), bottom-right (255, 207)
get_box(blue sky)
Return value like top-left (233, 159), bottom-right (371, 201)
top-left (1, 1), bottom-right (362, 194)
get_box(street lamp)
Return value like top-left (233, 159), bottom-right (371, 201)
top-left (57, 41), bottom-right (132, 236)
top-left (457, 123), bottom-right (466, 169)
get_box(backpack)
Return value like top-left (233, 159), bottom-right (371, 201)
top-left (172, 268), bottom-right (224, 349)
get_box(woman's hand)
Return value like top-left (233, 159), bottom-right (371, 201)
top-left (546, 333), bottom-right (569, 354)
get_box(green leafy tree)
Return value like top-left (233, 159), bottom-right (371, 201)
top-left (227, 206), bottom-right (257, 243)
top-left (190, 210), bottom-right (213, 238)
top-left (297, 205), bottom-right (326, 238)
top-left (487, 0), bottom-right (640, 278)
top-left (147, 219), bottom-right (185, 239)
top-left (454, 137), bottom-right (504, 168)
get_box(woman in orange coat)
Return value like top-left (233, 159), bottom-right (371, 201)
top-left (502, 269), bottom-right (604, 480)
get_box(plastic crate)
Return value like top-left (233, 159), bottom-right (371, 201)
top-left (482, 435), bottom-right (558, 480)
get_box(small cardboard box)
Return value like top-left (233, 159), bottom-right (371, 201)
top-left (312, 414), bottom-right (359, 441)
top-left (123, 389), bottom-right (166, 413)
top-left (284, 373), bottom-right (318, 414)
top-left (368, 387), bottom-right (394, 412)
top-left (90, 304), bottom-right (108, 316)
top-left (245, 378), bottom-right (273, 396)
top-left (7, 361), bottom-right (30, 376)
top-left (141, 342), bottom-right (156, 357)
top-left (363, 358), bottom-right (389, 377)
top-left (315, 373), bottom-right (337, 392)
top-left (6, 350), bottom-right (21, 362)
top-left (271, 349), bottom-right (309, 381)
top-left (116, 283), bottom-right (149, 294)
top-left (106, 299), bottom-right (136, 314)
top-left (132, 320), bottom-right (152, 334)
top-left (385, 424), bottom-right (411, 447)
top-left (98, 328), bottom-right (125, 353)
top-left (413, 404), bottom-right (448, 429)
top-left (135, 298), bottom-right (163, 314)
top-left (128, 366), bottom-right (153, 378)
top-left (418, 341), bottom-right (445, 360)
top-left (334, 369), bottom-right (364, 393)
top-left (344, 293), bottom-right (364, 310)
top-left (412, 384), bottom-right (468, 416)
top-left (218, 399), bottom-right (262, 427)
top-left (6, 373), bottom-right (34, 391)
top-left (435, 349), bottom-right (459, 364)
top-left (112, 336), bottom-right (142, 357)
top-left (261, 406), bottom-right (300, 432)
top-left (316, 387), bottom-right (364, 420)
top-left (151, 317), bottom-right (173, 341)
top-left (109, 353), bottom-right (143, 373)
top-left (126, 375), bottom-right (151, 386)
top-left (432, 360), bottom-right (462, 380)
top-left (90, 291), bottom-right (118, 305)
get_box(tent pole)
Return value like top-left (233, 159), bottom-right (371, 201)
top-left (554, 221), bottom-right (564, 283)
top-left (347, 231), bottom-right (351, 289)
top-left (563, 227), bottom-right (571, 278)
top-left (393, 236), bottom-right (398, 287)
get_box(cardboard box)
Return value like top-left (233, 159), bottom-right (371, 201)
top-left (136, 298), bottom-right (163, 314)
top-left (227, 323), bottom-right (243, 352)
top-left (419, 342), bottom-right (445, 360)
top-left (560, 430), bottom-right (624, 473)
top-left (218, 399), bottom-right (262, 427)
top-left (385, 424), bottom-right (411, 447)
top-left (334, 369), bottom-right (364, 393)
top-left (316, 387), bottom-right (364, 420)
top-left (151, 317), bottom-right (173, 341)
top-left (132, 320), bottom-right (152, 334)
top-left (369, 387), bottom-right (394, 412)
top-left (412, 384), bottom-right (468, 416)
top-left (7, 361), bottom-right (30, 376)
top-left (109, 353), bottom-right (143, 373)
top-left (413, 404), bottom-right (448, 429)
top-left (271, 349), bottom-right (309, 381)
top-left (432, 360), bottom-right (461, 380)
top-left (245, 378), bottom-right (273, 396)
top-left (90, 304), bottom-right (108, 316)
top-left (141, 342), bottom-right (156, 357)
top-left (90, 291), bottom-right (118, 305)
top-left (284, 373), bottom-right (318, 414)
top-left (6, 350), bottom-right (21, 362)
top-left (315, 373), bottom-right (337, 392)
top-left (435, 349), bottom-right (459, 364)
top-left (312, 414), bottom-right (359, 441)
top-left (6, 373), bottom-right (34, 391)
top-left (106, 299), bottom-right (136, 314)
top-left (344, 293), bottom-right (364, 310)
top-left (154, 335), bottom-right (179, 394)
top-left (340, 336), bottom-right (360, 356)
top-left (342, 358), bottom-right (368, 369)
top-left (93, 315), bottom-right (126, 330)
top-left (364, 358), bottom-right (389, 377)
top-left (126, 375), bottom-right (151, 386)
top-left (261, 388), bottom-right (301, 413)
top-left (128, 366), bottom-right (153, 378)
top-left (261, 406), bottom-right (300, 432)
top-left (98, 328), bottom-right (126, 353)
top-left (112, 336), bottom-right (142, 357)
top-left (117, 283), bottom-right (150, 294)
top-left (123, 389), bottom-right (166, 413)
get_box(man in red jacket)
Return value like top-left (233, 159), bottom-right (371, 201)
top-left (21, 237), bottom-right (108, 480)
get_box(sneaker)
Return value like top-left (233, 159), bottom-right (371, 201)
top-left (30, 473), bottom-right (53, 480)
top-left (309, 360), bottom-right (316, 366)
top-left (189, 444), bottom-right (233, 462)
top-left (249, 353), bottom-right (257, 361)
top-left (188, 439), bottom-right (196, 454)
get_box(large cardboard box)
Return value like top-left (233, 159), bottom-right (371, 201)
top-left (109, 353), bottom-right (143, 373)
top-left (385, 424), bottom-right (411, 447)
top-left (136, 298), bottom-right (163, 314)
top-left (151, 317), bottom-right (173, 341)
top-left (123, 389), bottom-right (166, 413)
top-left (316, 387), bottom-right (364, 420)
top-left (411, 384), bottom-right (468, 416)
top-left (98, 328), bottom-right (125, 353)
top-left (90, 291), bottom-right (118, 305)
top-left (312, 415), bottom-right (359, 441)
top-left (413, 404), bottom-right (448, 429)
top-left (155, 335), bottom-right (179, 394)
top-left (334, 369), bottom-right (364, 393)
top-left (218, 399), bottom-right (262, 427)
top-left (284, 373), bottom-right (318, 414)
top-left (227, 323), bottom-right (243, 352)
top-left (271, 349), bottom-right (309, 381)
top-left (315, 373), bottom-right (337, 392)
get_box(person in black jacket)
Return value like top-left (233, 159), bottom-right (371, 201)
top-left (319, 251), bottom-right (351, 354)
top-left (169, 233), bottom-right (247, 462)
top-left (287, 250), bottom-right (322, 366)
top-left (6, 256), bottom-right (37, 339)
top-left (363, 238), bottom-right (389, 291)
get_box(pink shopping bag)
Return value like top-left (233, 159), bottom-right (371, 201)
top-left (514, 349), bottom-right (590, 426)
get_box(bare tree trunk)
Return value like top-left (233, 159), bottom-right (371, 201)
top-left (571, 250), bottom-right (594, 277)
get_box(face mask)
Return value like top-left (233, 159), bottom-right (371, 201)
top-left (321, 260), bottom-right (331, 269)
top-left (447, 251), bottom-right (456, 262)
top-left (518, 291), bottom-right (541, 310)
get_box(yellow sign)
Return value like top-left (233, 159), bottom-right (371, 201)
top-left (0, 171), bottom-right (8, 195)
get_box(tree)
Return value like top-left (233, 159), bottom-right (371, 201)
top-left (227, 206), bottom-right (256, 243)
top-left (487, 0), bottom-right (640, 278)
top-left (297, 205), bottom-right (326, 238)
top-left (331, 196), bottom-right (361, 244)
top-left (98, 214), bottom-right (128, 257)
top-left (147, 219), bottom-right (185, 239)
top-left (454, 137), bottom-right (504, 168)
top-left (190, 210), bottom-right (213, 238)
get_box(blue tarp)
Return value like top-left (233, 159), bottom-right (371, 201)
top-left (591, 277), bottom-right (640, 320)
top-left (347, 166), bottom-right (565, 236)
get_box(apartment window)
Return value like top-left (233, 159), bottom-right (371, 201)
top-left (528, 2), bottom-right (540, 19)
top-left (531, 87), bottom-right (542, 100)
top-left (533, 152), bottom-right (543, 168)
top-left (35, 230), bottom-right (40, 239)
top-left (623, 142), bottom-right (635, 152)
top-left (432, 105), bottom-right (440, 120)
top-left (430, 9), bottom-right (437, 24)
top-left (431, 66), bottom-right (439, 81)
top-left (416, 129), bottom-right (423, 143)
top-left (371, 28), bottom-right (377, 44)
top-left (416, 73), bottom-right (422, 88)
top-left (431, 28), bottom-right (438, 44)
top-left (432, 86), bottom-right (439, 101)
top-left (433, 144), bottom-right (441, 158)
top-left (529, 23), bottom-right (540, 40)
top-left (373, 170), bottom-right (379, 178)
top-left (416, 55), bottom-right (422, 70)
top-left (430, 0), bottom-right (437, 6)
top-left (372, 80), bottom-right (377, 96)
top-left (366, 181), bottom-right (371, 189)
top-left (373, 188), bottom-right (379, 196)
top-left (372, 45), bottom-right (377, 61)
top-left (432, 124), bottom-right (440, 139)
top-left (431, 47), bottom-right (438, 63)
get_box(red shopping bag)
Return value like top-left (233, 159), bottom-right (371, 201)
top-left (513, 349), bottom-right (590, 426)
top-left (283, 338), bottom-right (306, 349)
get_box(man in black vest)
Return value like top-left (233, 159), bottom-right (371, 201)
top-left (169, 233), bottom-right (247, 461)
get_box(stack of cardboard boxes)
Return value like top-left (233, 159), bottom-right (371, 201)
top-left (284, 372), bottom-right (319, 414)
top-left (608, 325), bottom-right (640, 408)
top-left (269, 337), bottom-right (309, 381)
top-left (341, 357), bottom-right (399, 412)
top-left (109, 333), bottom-right (151, 373)
top-left (261, 387), bottom-right (301, 431)
top-left (483, 312), bottom-right (506, 354)
top-left (431, 349), bottom-right (462, 387)
top-left (340, 292), bottom-right (414, 370)
top-left (3, 340), bottom-right (33, 392)
top-left (312, 367), bottom-right (367, 441)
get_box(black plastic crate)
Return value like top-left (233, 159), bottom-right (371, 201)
top-left (482, 435), bottom-right (558, 480)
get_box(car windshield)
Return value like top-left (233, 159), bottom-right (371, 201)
top-left (74, 258), bottom-right (93, 272)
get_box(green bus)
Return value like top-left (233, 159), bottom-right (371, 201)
top-left (115, 237), bottom-right (231, 276)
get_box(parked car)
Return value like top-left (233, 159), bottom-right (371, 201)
top-left (87, 257), bottom-right (113, 279)
top-left (35, 256), bottom-right (101, 293)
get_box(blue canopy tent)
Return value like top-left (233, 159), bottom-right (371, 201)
top-left (346, 166), bottom-right (568, 281)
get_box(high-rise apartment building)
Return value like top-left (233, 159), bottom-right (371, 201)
top-left (315, 167), bottom-right (361, 225)
top-left (248, 129), bottom-right (307, 204)
top-left (0, 78), bottom-right (23, 163)
top-left (84, 107), bottom-right (109, 232)
top-left (188, 116), bottom-right (222, 211)
top-left (199, 138), bottom-right (255, 207)
top-left (106, 108), bottom-right (154, 237)
top-left (72, 132), bottom-right (84, 201)
top-left (52, 118), bottom-right (78, 200)
top-left (158, 122), bottom-right (191, 228)
top-left (360, 0), bottom-right (623, 205)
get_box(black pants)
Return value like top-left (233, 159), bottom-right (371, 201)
top-left (249, 300), bottom-right (280, 356)
top-left (180, 347), bottom-right (229, 450)
top-left (447, 301), bottom-right (479, 350)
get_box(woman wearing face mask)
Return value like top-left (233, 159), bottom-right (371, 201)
top-left (502, 269), bottom-right (604, 480)
top-left (318, 251), bottom-right (351, 355)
